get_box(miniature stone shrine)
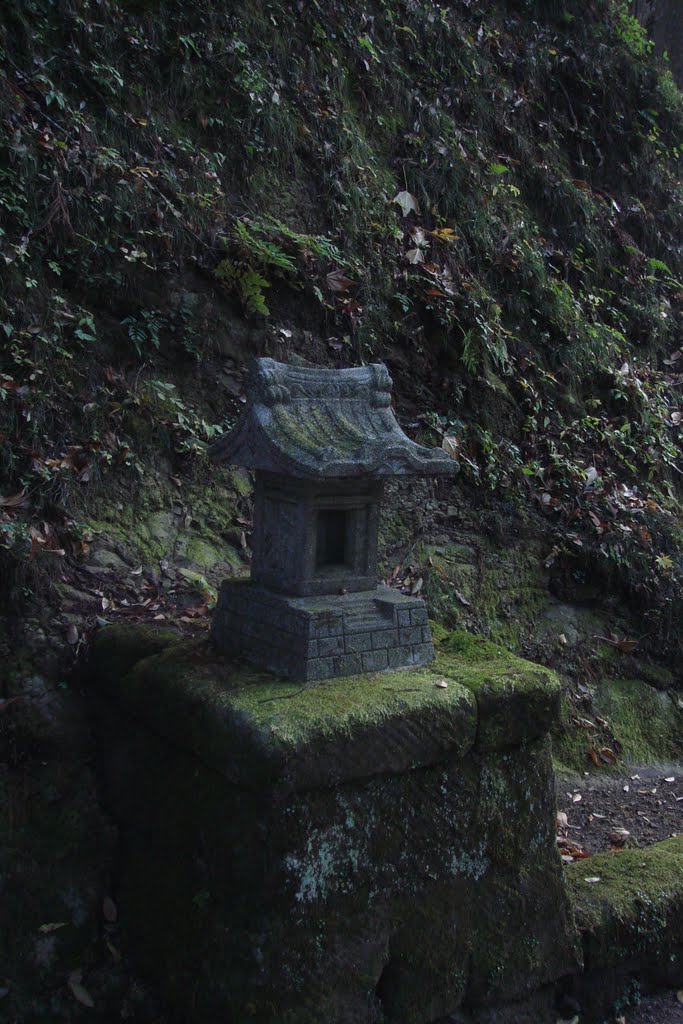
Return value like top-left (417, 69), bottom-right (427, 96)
top-left (209, 357), bottom-right (457, 680)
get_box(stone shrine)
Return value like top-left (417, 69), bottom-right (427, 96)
top-left (209, 357), bottom-right (457, 680)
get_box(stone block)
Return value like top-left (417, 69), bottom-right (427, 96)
top-left (344, 632), bottom-right (373, 654)
top-left (410, 606), bottom-right (428, 626)
top-left (411, 643), bottom-right (435, 666)
top-left (371, 629), bottom-right (399, 650)
top-left (399, 626), bottom-right (423, 646)
top-left (211, 584), bottom-right (437, 681)
top-left (318, 635), bottom-right (345, 657)
top-left (362, 649), bottom-right (389, 672)
top-left (305, 657), bottom-right (335, 681)
top-left (90, 629), bottom-right (578, 1024)
top-left (333, 654), bottom-right (363, 677)
top-left (387, 646), bottom-right (410, 669)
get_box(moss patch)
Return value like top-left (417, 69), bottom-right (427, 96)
top-left (597, 679), bottom-right (683, 766)
top-left (437, 631), bottom-right (561, 750)
top-left (85, 467), bottom-right (248, 576)
top-left (566, 836), bottom-right (683, 971)
top-left (553, 677), bottom-right (683, 774)
top-left (90, 624), bottom-right (562, 790)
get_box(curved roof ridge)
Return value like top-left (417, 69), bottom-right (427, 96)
top-left (209, 357), bottom-right (458, 480)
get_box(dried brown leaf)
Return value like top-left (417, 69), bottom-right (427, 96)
top-left (326, 268), bottom-right (354, 293)
top-left (68, 971), bottom-right (95, 1008)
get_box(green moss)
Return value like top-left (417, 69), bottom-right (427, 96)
top-left (442, 629), bottom-right (503, 660)
top-left (566, 836), bottom-right (683, 970)
top-left (552, 693), bottom-right (597, 776)
top-left (422, 541), bottom-right (550, 648)
top-left (90, 626), bottom-right (562, 790)
top-left (428, 619), bottom-right (449, 645)
top-left (597, 678), bottom-right (682, 766)
top-left (85, 468), bottom-right (247, 573)
top-left (90, 623), bottom-right (178, 685)
top-left (435, 631), bottom-right (562, 750)
top-left (553, 677), bottom-right (683, 775)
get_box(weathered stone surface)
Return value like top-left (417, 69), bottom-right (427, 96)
top-left (92, 632), bottom-right (477, 791)
top-left (211, 582), bottom-right (435, 682)
top-left (566, 837), bottom-right (683, 1019)
top-left (89, 625), bottom-right (579, 1023)
top-left (208, 358), bottom-right (456, 679)
top-left (439, 630), bottom-right (561, 750)
top-left (209, 358), bottom-right (457, 480)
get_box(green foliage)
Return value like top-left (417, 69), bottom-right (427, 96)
top-left (121, 310), bottom-right (162, 357)
top-left (214, 260), bottom-right (271, 316)
top-left (613, 2), bottom-right (653, 58)
top-left (232, 220), bottom-right (296, 272)
top-left (1, 0), bottom-right (683, 653)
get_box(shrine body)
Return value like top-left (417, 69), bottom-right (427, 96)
top-left (210, 358), bottom-right (457, 681)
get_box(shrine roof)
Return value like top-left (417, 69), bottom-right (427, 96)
top-left (208, 358), bottom-right (458, 479)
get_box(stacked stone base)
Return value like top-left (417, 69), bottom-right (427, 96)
top-left (211, 581), bottom-right (434, 681)
top-left (88, 626), bottom-right (579, 1024)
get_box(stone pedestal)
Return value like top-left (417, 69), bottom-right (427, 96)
top-left (89, 626), bottom-right (580, 1024)
top-left (211, 581), bottom-right (434, 681)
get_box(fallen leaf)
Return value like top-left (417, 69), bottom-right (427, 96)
top-left (435, 680), bottom-right (448, 689)
top-left (429, 226), bottom-right (459, 242)
top-left (584, 876), bottom-right (601, 884)
top-left (610, 828), bottom-right (630, 845)
top-left (68, 971), bottom-right (95, 1008)
top-left (326, 268), bottom-right (354, 293)
top-left (572, 792), bottom-right (582, 803)
top-left (411, 576), bottom-right (423, 595)
top-left (0, 491), bottom-right (30, 508)
top-left (441, 435), bottom-right (460, 460)
top-left (405, 247), bottom-right (424, 264)
top-left (392, 190), bottom-right (418, 216)
top-left (39, 922), bottom-right (68, 934)
top-left (66, 623), bottom-right (79, 645)
top-left (664, 776), bottom-right (675, 783)
top-left (409, 225), bottom-right (428, 247)
top-left (678, 991), bottom-right (683, 1005)
top-left (454, 589), bottom-right (471, 608)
